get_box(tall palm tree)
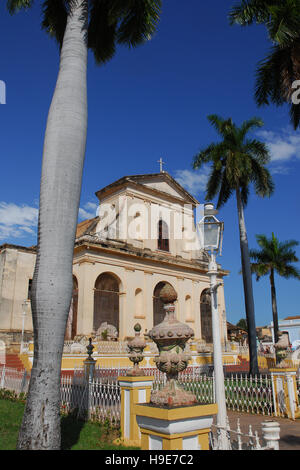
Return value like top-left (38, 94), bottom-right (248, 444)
top-left (249, 233), bottom-right (300, 346)
top-left (193, 115), bottom-right (274, 376)
top-left (8, 0), bottom-right (162, 450)
top-left (229, 0), bottom-right (300, 129)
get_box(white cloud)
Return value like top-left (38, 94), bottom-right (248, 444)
top-left (0, 202), bottom-right (38, 242)
top-left (257, 128), bottom-right (300, 163)
top-left (0, 199), bottom-right (100, 243)
top-left (269, 165), bottom-right (291, 176)
top-left (174, 168), bottom-right (210, 196)
top-left (78, 202), bottom-right (99, 220)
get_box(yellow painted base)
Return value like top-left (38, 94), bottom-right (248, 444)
top-left (135, 403), bottom-right (218, 451)
top-left (270, 368), bottom-right (300, 420)
top-left (118, 375), bottom-right (154, 448)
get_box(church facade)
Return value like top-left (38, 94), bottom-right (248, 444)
top-left (0, 172), bottom-right (229, 346)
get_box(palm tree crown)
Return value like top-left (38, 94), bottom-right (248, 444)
top-left (229, 0), bottom-right (300, 129)
top-left (250, 233), bottom-right (300, 279)
top-left (249, 233), bottom-right (300, 344)
top-left (8, 0), bottom-right (162, 62)
top-left (193, 115), bottom-right (274, 207)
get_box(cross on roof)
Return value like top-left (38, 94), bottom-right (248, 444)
top-left (157, 157), bottom-right (166, 173)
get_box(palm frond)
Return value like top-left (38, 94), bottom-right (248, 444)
top-left (229, 0), bottom-right (274, 26)
top-left (239, 117), bottom-right (264, 140)
top-left (250, 158), bottom-right (275, 197)
top-left (267, 1), bottom-right (300, 45)
top-left (193, 143), bottom-right (224, 170)
top-left (7, 0), bottom-right (33, 14)
top-left (88, 0), bottom-right (118, 64)
top-left (244, 138), bottom-right (270, 164)
top-left (240, 182), bottom-right (250, 206)
top-left (249, 261), bottom-right (271, 280)
top-left (229, 0), bottom-right (300, 45)
top-left (205, 167), bottom-right (223, 203)
top-left (41, 0), bottom-right (68, 48)
top-left (207, 115), bottom-right (235, 140)
top-left (116, 0), bottom-right (162, 47)
top-left (88, 0), bottom-right (161, 64)
top-left (255, 43), bottom-right (300, 128)
top-left (255, 46), bottom-right (290, 105)
top-left (215, 174), bottom-right (234, 209)
top-left (279, 264), bottom-right (300, 279)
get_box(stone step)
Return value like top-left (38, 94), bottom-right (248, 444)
top-left (4, 353), bottom-right (25, 370)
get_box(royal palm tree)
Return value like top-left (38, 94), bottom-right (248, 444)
top-left (8, 0), bottom-right (162, 450)
top-left (249, 233), bottom-right (300, 346)
top-left (229, 0), bottom-right (300, 129)
top-left (193, 115), bottom-right (274, 376)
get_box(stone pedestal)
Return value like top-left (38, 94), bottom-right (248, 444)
top-left (117, 375), bottom-right (154, 447)
top-left (135, 403), bottom-right (218, 450)
top-left (83, 358), bottom-right (95, 381)
top-left (270, 368), bottom-right (300, 420)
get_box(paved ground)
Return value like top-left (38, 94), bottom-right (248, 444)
top-left (221, 410), bottom-right (300, 450)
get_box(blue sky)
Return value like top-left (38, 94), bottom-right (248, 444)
top-left (0, 0), bottom-right (300, 327)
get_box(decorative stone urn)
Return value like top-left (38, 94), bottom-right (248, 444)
top-left (127, 323), bottom-right (147, 376)
top-left (83, 337), bottom-right (96, 381)
top-left (148, 283), bottom-right (197, 406)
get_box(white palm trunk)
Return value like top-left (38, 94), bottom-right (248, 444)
top-left (236, 188), bottom-right (259, 376)
top-left (17, 0), bottom-right (88, 450)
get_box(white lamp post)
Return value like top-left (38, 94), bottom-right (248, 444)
top-left (197, 202), bottom-right (229, 450)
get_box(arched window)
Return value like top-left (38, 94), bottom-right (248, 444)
top-left (200, 289), bottom-right (212, 343)
top-left (158, 220), bottom-right (169, 252)
top-left (134, 288), bottom-right (143, 318)
top-left (93, 273), bottom-right (120, 334)
top-left (153, 282), bottom-right (176, 326)
top-left (185, 295), bottom-right (192, 321)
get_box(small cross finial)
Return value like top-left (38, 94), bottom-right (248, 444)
top-left (157, 157), bottom-right (166, 173)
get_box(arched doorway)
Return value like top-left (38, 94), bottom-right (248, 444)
top-left (93, 273), bottom-right (120, 335)
top-left (200, 288), bottom-right (212, 343)
top-left (65, 276), bottom-right (78, 340)
top-left (153, 281), bottom-right (176, 326)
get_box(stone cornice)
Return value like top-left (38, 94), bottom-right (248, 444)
top-left (0, 243), bottom-right (37, 255)
top-left (74, 235), bottom-right (229, 277)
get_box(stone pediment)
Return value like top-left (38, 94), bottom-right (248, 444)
top-left (137, 176), bottom-right (188, 200)
top-left (95, 172), bottom-right (199, 206)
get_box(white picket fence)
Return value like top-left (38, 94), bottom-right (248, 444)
top-left (153, 370), bottom-right (275, 416)
top-left (0, 366), bottom-right (30, 394)
top-left (0, 364), bottom-right (284, 450)
top-left (0, 365), bottom-right (278, 418)
top-left (210, 418), bottom-right (280, 450)
top-left (61, 375), bottom-right (120, 424)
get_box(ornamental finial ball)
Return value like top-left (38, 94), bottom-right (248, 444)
top-left (159, 284), bottom-right (178, 304)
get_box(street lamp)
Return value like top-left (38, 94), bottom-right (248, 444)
top-left (197, 202), bottom-right (229, 450)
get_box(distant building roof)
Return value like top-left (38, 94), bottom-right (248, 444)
top-left (0, 217), bottom-right (99, 254)
top-left (227, 322), bottom-right (247, 333)
top-left (76, 217), bottom-right (98, 238)
top-left (283, 316), bottom-right (300, 321)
